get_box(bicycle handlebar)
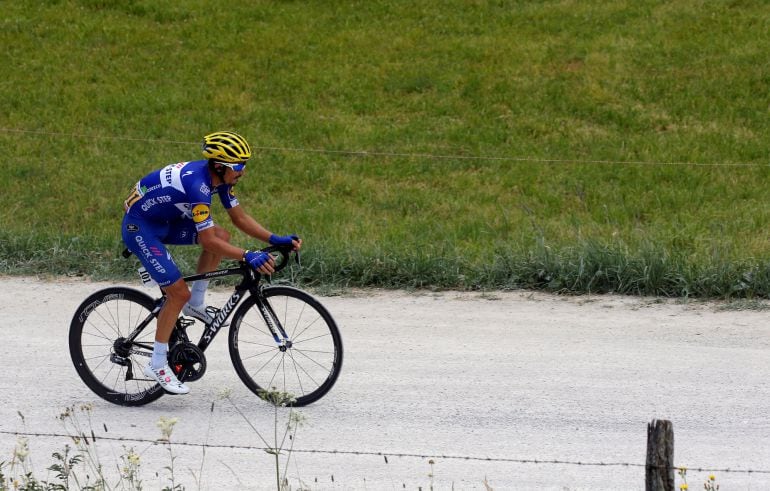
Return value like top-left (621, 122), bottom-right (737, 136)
top-left (254, 244), bottom-right (300, 274)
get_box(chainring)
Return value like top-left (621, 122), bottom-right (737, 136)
top-left (168, 342), bottom-right (207, 382)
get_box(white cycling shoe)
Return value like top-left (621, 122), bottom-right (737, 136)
top-left (144, 363), bottom-right (190, 395)
top-left (182, 303), bottom-right (216, 325)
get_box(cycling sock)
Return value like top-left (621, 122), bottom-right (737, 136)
top-left (189, 280), bottom-right (210, 307)
top-left (151, 341), bottom-right (168, 369)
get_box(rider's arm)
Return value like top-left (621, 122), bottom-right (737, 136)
top-left (226, 205), bottom-right (272, 243)
top-left (197, 227), bottom-right (248, 261)
top-left (198, 227), bottom-right (274, 273)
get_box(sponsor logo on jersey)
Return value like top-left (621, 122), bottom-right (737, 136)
top-left (163, 166), bottom-right (173, 184)
top-left (191, 204), bottom-right (210, 223)
top-left (226, 186), bottom-right (239, 207)
top-left (161, 162), bottom-right (191, 193)
top-left (200, 183), bottom-right (210, 196)
top-left (126, 223), bottom-right (139, 233)
top-left (174, 203), bottom-right (191, 219)
top-left (135, 236), bottom-right (167, 274)
top-left (124, 184), bottom-right (142, 210)
top-left (140, 184), bottom-right (160, 195)
top-left (140, 195), bottom-right (172, 212)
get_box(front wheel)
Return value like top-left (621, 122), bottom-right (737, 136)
top-left (69, 287), bottom-right (166, 406)
top-left (229, 286), bottom-right (343, 406)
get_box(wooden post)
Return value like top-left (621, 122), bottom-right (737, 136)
top-left (646, 419), bottom-right (675, 491)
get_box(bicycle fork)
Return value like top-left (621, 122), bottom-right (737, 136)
top-left (252, 291), bottom-right (293, 349)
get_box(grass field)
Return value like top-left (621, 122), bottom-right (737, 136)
top-left (2, 0), bottom-right (769, 296)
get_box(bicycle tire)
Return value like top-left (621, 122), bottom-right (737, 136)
top-left (69, 287), bottom-right (165, 406)
top-left (228, 286), bottom-right (343, 406)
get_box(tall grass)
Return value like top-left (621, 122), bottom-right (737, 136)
top-left (1, 1), bottom-right (769, 296)
top-left (4, 229), bottom-right (769, 298)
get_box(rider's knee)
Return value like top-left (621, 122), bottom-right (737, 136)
top-left (164, 281), bottom-right (191, 305)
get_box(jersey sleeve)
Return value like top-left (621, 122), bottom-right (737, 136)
top-left (186, 175), bottom-right (215, 232)
top-left (217, 185), bottom-right (240, 209)
top-left (191, 202), bottom-right (214, 231)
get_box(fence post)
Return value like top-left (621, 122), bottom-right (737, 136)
top-left (646, 419), bottom-right (675, 491)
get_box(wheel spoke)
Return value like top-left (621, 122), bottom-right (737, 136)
top-left (290, 350), bottom-right (319, 389)
top-left (289, 350), bottom-right (306, 396)
top-left (238, 339), bottom-right (280, 349)
top-left (290, 316), bottom-right (323, 343)
top-left (239, 346), bottom-right (279, 361)
top-left (292, 332), bottom-right (331, 345)
top-left (288, 350), bottom-right (321, 388)
top-left (251, 350), bottom-right (282, 377)
top-left (267, 352), bottom-right (285, 390)
top-left (292, 347), bottom-right (333, 373)
top-left (288, 301), bottom-right (307, 339)
top-left (291, 348), bottom-right (335, 354)
top-left (83, 321), bottom-right (117, 343)
top-left (241, 317), bottom-right (273, 338)
top-left (83, 354), bottom-right (111, 364)
top-left (91, 306), bottom-right (122, 338)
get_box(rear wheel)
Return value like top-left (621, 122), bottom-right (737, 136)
top-left (228, 286), bottom-right (343, 406)
top-left (69, 287), bottom-right (165, 406)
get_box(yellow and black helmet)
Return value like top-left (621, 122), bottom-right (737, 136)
top-left (201, 131), bottom-right (252, 163)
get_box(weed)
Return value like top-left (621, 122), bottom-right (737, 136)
top-left (0, 406), bottom-right (188, 491)
top-left (219, 388), bottom-right (306, 490)
top-left (678, 466), bottom-right (720, 491)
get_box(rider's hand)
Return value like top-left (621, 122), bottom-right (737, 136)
top-left (269, 234), bottom-right (302, 251)
top-left (244, 250), bottom-right (275, 274)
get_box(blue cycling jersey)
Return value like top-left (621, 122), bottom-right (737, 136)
top-left (121, 160), bottom-right (240, 287)
top-left (124, 160), bottom-right (239, 230)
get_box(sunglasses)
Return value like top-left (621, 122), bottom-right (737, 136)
top-left (217, 161), bottom-right (246, 172)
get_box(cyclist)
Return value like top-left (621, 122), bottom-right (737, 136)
top-left (121, 131), bottom-right (301, 394)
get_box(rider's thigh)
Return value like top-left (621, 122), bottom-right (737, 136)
top-left (164, 219), bottom-right (229, 247)
top-left (122, 215), bottom-right (182, 287)
top-left (162, 219), bottom-right (198, 245)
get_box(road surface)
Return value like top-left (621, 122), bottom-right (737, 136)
top-left (1, 276), bottom-right (768, 490)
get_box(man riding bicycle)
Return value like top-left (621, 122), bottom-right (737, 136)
top-left (121, 131), bottom-right (301, 394)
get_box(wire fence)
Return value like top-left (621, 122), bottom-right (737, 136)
top-left (1, 127), bottom-right (767, 168)
top-left (2, 429), bottom-right (769, 476)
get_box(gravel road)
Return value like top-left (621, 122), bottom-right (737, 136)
top-left (1, 276), bottom-right (769, 490)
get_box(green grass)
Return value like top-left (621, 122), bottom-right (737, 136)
top-left (2, 0), bottom-right (769, 296)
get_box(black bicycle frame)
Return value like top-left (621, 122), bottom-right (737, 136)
top-left (123, 263), bottom-right (291, 353)
top-left (186, 265), bottom-right (253, 350)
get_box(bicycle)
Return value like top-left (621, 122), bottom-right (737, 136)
top-left (69, 244), bottom-right (343, 407)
